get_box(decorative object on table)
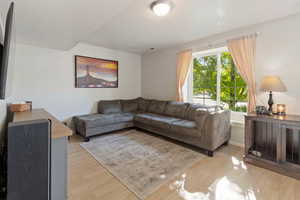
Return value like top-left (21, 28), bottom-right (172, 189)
top-left (251, 150), bottom-right (262, 157)
top-left (75, 55), bottom-right (118, 88)
top-left (9, 102), bottom-right (31, 112)
top-left (255, 105), bottom-right (270, 115)
top-left (259, 76), bottom-right (287, 113)
top-left (25, 101), bottom-right (32, 111)
top-left (276, 104), bottom-right (286, 115)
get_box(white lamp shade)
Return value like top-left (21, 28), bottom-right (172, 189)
top-left (260, 76), bottom-right (287, 92)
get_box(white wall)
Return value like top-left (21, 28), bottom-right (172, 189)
top-left (0, 101), bottom-right (7, 146)
top-left (0, 43), bottom-right (141, 134)
top-left (142, 13), bottom-right (300, 146)
top-left (142, 50), bottom-right (177, 100)
top-left (0, 13), bottom-right (3, 44)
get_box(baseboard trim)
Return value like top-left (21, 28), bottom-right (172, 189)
top-left (229, 140), bottom-right (244, 147)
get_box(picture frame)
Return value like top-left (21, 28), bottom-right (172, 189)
top-left (75, 55), bottom-right (118, 88)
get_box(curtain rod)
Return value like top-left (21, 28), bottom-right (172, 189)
top-left (227, 32), bottom-right (259, 42)
top-left (191, 32), bottom-right (260, 53)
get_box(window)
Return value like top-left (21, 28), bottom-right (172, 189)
top-left (190, 47), bottom-right (248, 113)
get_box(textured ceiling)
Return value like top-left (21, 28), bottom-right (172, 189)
top-left (1, 0), bottom-right (300, 54)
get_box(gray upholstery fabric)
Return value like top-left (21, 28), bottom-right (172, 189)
top-left (185, 103), bottom-right (218, 121)
top-left (73, 113), bottom-right (134, 137)
top-left (172, 120), bottom-right (197, 129)
top-left (85, 122), bottom-right (134, 137)
top-left (98, 100), bottom-right (122, 114)
top-left (134, 121), bottom-right (205, 151)
top-left (170, 120), bottom-right (199, 137)
top-left (165, 101), bottom-right (189, 119)
top-left (80, 113), bottom-right (134, 128)
top-left (147, 100), bottom-right (168, 115)
top-left (135, 113), bottom-right (179, 129)
top-left (185, 104), bottom-right (204, 121)
top-left (121, 99), bottom-right (138, 113)
top-left (137, 98), bottom-right (151, 112)
top-left (195, 110), bottom-right (231, 150)
top-left (194, 110), bottom-right (209, 128)
top-left (73, 98), bottom-right (231, 153)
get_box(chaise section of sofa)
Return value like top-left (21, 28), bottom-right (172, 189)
top-left (73, 99), bottom-right (137, 141)
top-left (73, 98), bottom-right (231, 156)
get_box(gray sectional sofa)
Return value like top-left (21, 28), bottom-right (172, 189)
top-left (73, 98), bottom-right (231, 156)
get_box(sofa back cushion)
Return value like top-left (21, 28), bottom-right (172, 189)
top-left (148, 100), bottom-right (168, 115)
top-left (98, 100), bottom-right (122, 114)
top-left (165, 101), bottom-right (189, 119)
top-left (137, 98), bottom-right (151, 112)
top-left (185, 104), bottom-right (218, 121)
top-left (121, 99), bottom-right (138, 113)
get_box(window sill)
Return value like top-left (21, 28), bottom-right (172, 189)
top-left (231, 110), bottom-right (245, 128)
top-left (231, 120), bottom-right (244, 128)
top-left (231, 111), bottom-right (246, 123)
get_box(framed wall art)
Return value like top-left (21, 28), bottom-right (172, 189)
top-left (75, 55), bottom-right (118, 88)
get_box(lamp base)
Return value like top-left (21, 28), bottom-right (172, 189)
top-left (275, 112), bottom-right (286, 116)
top-left (268, 91), bottom-right (274, 112)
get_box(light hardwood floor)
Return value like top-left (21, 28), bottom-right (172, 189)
top-left (68, 132), bottom-right (300, 200)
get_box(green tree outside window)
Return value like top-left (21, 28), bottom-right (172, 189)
top-left (193, 51), bottom-right (248, 112)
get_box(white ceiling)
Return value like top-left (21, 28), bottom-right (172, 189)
top-left (1, 0), bottom-right (300, 54)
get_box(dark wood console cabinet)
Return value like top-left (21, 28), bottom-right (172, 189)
top-left (244, 113), bottom-right (300, 179)
top-left (8, 109), bottom-right (72, 200)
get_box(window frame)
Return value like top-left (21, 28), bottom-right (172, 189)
top-left (187, 47), bottom-right (247, 120)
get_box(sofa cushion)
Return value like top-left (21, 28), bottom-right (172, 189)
top-left (134, 113), bottom-right (180, 129)
top-left (165, 101), bottom-right (189, 119)
top-left (185, 104), bottom-right (205, 121)
top-left (137, 98), bottom-right (151, 112)
top-left (147, 100), bottom-right (168, 115)
top-left (121, 99), bottom-right (138, 113)
top-left (98, 100), bottom-right (122, 114)
top-left (170, 119), bottom-right (200, 137)
top-left (185, 103), bottom-right (218, 121)
top-left (76, 113), bottom-right (134, 128)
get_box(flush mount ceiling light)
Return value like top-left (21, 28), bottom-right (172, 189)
top-left (151, 0), bottom-right (173, 16)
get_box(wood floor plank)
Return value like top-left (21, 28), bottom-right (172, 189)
top-left (68, 133), bottom-right (300, 200)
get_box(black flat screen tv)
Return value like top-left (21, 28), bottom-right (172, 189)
top-left (0, 2), bottom-right (15, 99)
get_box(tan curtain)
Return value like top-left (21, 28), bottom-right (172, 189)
top-left (176, 49), bottom-right (192, 101)
top-left (227, 35), bottom-right (257, 113)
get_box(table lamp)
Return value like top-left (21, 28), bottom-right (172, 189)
top-left (260, 76), bottom-right (287, 112)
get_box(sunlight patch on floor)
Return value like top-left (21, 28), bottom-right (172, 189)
top-left (170, 174), bottom-right (209, 200)
top-left (168, 156), bottom-right (257, 200)
top-left (211, 176), bottom-right (256, 200)
top-left (231, 156), bottom-right (247, 170)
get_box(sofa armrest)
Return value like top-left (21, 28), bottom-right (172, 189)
top-left (72, 116), bottom-right (86, 136)
top-left (195, 109), bottom-right (231, 151)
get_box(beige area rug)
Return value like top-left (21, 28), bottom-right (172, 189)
top-left (80, 130), bottom-right (204, 199)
